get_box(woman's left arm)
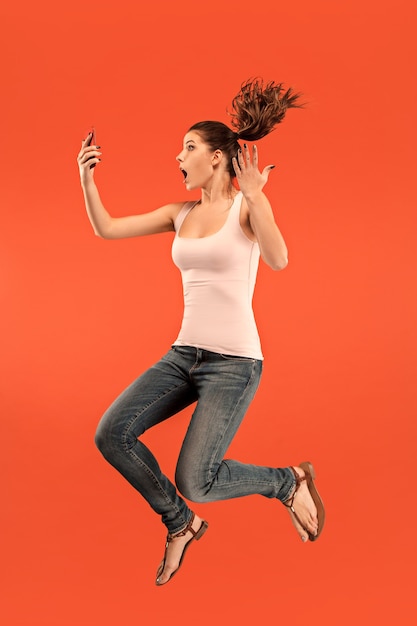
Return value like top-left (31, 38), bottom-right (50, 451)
top-left (232, 144), bottom-right (288, 271)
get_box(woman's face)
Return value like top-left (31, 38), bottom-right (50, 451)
top-left (176, 132), bottom-right (218, 190)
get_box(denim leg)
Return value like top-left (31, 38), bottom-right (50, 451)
top-left (95, 347), bottom-right (295, 534)
top-left (174, 349), bottom-right (295, 504)
top-left (95, 349), bottom-right (198, 534)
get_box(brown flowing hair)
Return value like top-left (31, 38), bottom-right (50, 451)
top-left (188, 78), bottom-right (303, 178)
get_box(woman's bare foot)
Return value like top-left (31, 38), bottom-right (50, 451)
top-left (284, 466), bottom-right (319, 542)
top-left (156, 514), bottom-right (204, 585)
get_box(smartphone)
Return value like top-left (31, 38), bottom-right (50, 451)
top-left (85, 126), bottom-right (97, 168)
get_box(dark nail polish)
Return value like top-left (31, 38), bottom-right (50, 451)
top-left (96, 145), bottom-right (101, 149)
top-left (244, 143), bottom-right (247, 148)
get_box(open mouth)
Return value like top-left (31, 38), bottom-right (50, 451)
top-left (180, 168), bottom-right (188, 181)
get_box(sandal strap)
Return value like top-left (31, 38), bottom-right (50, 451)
top-left (283, 466), bottom-right (306, 510)
top-left (166, 512), bottom-right (196, 543)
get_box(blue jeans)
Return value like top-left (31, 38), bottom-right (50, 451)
top-left (95, 346), bottom-right (295, 535)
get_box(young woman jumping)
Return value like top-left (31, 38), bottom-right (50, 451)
top-left (77, 79), bottom-right (325, 586)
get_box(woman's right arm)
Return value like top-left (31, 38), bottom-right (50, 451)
top-left (77, 135), bottom-right (183, 240)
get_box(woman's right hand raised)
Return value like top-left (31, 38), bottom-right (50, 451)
top-left (77, 133), bottom-right (102, 185)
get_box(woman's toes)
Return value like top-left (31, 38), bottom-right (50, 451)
top-left (288, 510), bottom-right (309, 543)
top-left (155, 564), bottom-right (166, 585)
top-left (156, 556), bottom-right (179, 585)
top-left (307, 515), bottom-right (318, 535)
top-left (156, 567), bottom-right (173, 585)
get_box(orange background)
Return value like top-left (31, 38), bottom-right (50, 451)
top-left (1, 1), bottom-right (416, 624)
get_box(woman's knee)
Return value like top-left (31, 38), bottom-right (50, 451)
top-left (94, 414), bottom-right (113, 456)
top-left (175, 468), bottom-right (209, 503)
top-left (94, 410), bottom-right (125, 457)
top-left (95, 405), bottom-right (142, 454)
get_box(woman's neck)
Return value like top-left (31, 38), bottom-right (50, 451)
top-left (199, 177), bottom-right (238, 205)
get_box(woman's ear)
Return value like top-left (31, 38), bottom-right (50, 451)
top-left (211, 149), bottom-right (223, 166)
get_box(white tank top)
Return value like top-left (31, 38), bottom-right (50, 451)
top-left (171, 192), bottom-right (263, 360)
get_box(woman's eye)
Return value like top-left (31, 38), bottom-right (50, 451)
top-left (187, 145), bottom-right (195, 151)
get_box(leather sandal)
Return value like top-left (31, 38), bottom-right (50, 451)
top-left (283, 461), bottom-right (325, 542)
top-left (155, 513), bottom-right (209, 586)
